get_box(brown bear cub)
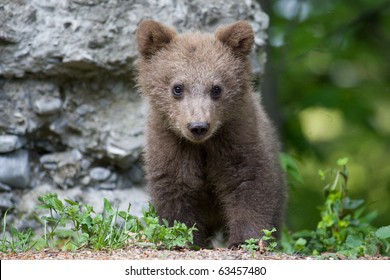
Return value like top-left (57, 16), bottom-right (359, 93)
top-left (136, 19), bottom-right (286, 248)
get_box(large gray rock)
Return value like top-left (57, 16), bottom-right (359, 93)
top-left (0, 135), bottom-right (26, 153)
top-left (0, 150), bottom-right (30, 188)
top-left (0, 0), bottom-right (268, 78)
top-left (0, 0), bottom-right (269, 224)
top-left (0, 78), bottom-right (147, 171)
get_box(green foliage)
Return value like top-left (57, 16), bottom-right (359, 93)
top-left (241, 238), bottom-right (259, 256)
top-left (261, 228), bottom-right (278, 252)
top-left (267, 0), bottom-right (390, 231)
top-left (375, 226), bottom-right (390, 240)
top-left (270, 0), bottom-right (390, 150)
top-left (139, 204), bottom-right (196, 250)
top-left (36, 193), bottom-right (138, 250)
top-left (0, 209), bottom-right (35, 253)
top-left (0, 194), bottom-right (195, 253)
top-left (280, 153), bottom-right (303, 188)
top-left (281, 158), bottom-right (390, 258)
top-left (242, 228), bottom-right (278, 256)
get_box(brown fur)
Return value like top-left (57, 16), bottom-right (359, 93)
top-left (136, 20), bottom-right (287, 248)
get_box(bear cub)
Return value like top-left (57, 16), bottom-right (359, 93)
top-left (136, 19), bottom-right (286, 248)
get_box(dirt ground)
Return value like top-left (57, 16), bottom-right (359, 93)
top-left (1, 247), bottom-right (389, 260)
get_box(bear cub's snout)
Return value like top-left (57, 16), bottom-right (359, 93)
top-left (188, 122), bottom-right (210, 138)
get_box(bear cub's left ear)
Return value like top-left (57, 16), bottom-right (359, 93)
top-left (136, 19), bottom-right (177, 59)
top-left (215, 21), bottom-right (255, 56)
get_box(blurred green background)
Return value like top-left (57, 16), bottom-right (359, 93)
top-left (259, 0), bottom-right (390, 231)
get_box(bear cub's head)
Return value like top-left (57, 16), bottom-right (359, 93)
top-left (137, 20), bottom-right (255, 143)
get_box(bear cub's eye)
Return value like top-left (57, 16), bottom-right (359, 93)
top-left (172, 84), bottom-right (184, 99)
top-left (211, 85), bottom-right (222, 99)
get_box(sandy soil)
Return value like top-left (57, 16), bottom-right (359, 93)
top-left (1, 247), bottom-right (389, 260)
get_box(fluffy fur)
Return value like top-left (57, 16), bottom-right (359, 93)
top-left (136, 19), bottom-right (287, 248)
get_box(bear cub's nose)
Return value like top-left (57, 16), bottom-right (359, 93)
top-left (188, 122), bottom-right (209, 137)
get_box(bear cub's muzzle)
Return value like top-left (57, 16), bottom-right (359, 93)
top-left (187, 122), bottom-right (210, 138)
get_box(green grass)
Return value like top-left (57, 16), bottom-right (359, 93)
top-left (0, 195), bottom-right (195, 253)
top-left (1, 156), bottom-right (390, 257)
top-left (0, 209), bottom-right (36, 253)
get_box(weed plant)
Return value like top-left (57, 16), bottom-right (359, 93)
top-left (0, 194), bottom-right (195, 253)
top-left (241, 228), bottom-right (278, 256)
top-left (280, 157), bottom-right (390, 258)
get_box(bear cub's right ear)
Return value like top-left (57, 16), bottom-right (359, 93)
top-left (136, 20), bottom-right (177, 59)
top-left (215, 21), bottom-right (254, 57)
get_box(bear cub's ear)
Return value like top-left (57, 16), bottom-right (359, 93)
top-left (136, 20), bottom-right (177, 59)
top-left (215, 21), bottom-right (254, 56)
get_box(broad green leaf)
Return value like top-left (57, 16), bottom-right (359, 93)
top-left (375, 226), bottom-right (390, 239)
top-left (295, 238), bottom-right (307, 246)
top-left (346, 234), bottom-right (363, 248)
